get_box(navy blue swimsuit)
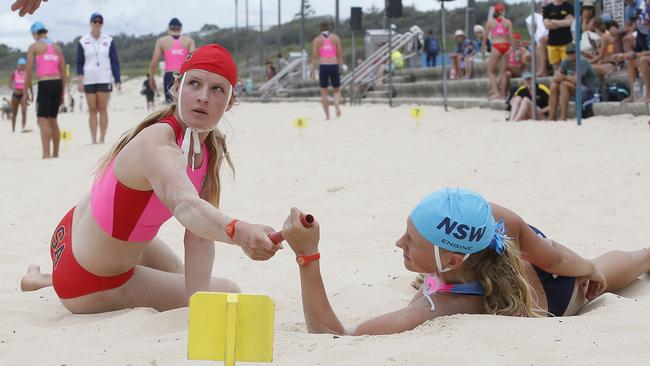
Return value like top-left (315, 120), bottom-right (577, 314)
top-left (528, 225), bottom-right (576, 317)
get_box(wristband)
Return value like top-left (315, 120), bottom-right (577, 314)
top-left (296, 252), bottom-right (320, 266)
top-left (226, 219), bottom-right (239, 240)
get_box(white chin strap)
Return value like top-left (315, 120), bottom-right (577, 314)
top-left (177, 72), bottom-right (232, 170)
top-left (434, 245), bottom-right (470, 273)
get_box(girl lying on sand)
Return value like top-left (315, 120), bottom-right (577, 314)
top-left (281, 187), bottom-right (650, 335)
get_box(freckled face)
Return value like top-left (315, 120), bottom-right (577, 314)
top-left (175, 69), bottom-right (233, 130)
top-left (395, 218), bottom-right (437, 273)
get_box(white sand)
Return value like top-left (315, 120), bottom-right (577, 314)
top-left (1, 78), bottom-right (649, 365)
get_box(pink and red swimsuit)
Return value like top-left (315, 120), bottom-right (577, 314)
top-left (50, 114), bottom-right (209, 299)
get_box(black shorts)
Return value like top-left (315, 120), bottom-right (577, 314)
top-left (319, 64), bottom-right (341, 89)
top-left (145, 93), bottom-right (154, 103)
top-left (634, 32), bottom-right (649, 53)
top-left (36, 79), bottom-right (63, 118)
top-left (84, 83), bottom-right (113, 93)
top-left (163, 71), bottom-right (176, 103)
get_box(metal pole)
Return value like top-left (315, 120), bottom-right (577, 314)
top-left (441, 1), bottom-right (448, 112)
top-left (246, 0), bottom-right (251, 80)
top-left (467, 0), bottom-right (476, 39)
top-left (300, 0), bottom-right (305, 52)
top-left (387, 11), bottom-right (393, 107)
top-left (351, 30), bottom-right (356, 104)
top-left (465, 7), bottom-right (469, 37)
top-left (277, 0), bottom-right (282, 52)
top-left (260, 0), bottom-right (264, 73)
top-left (574, 0), bottom-right (582, 125)
top-left (235, 0), bottom-right (239, 55)
top-left (335, 0), bottom-right (340, 35)
top-left (531, 0), bottom-right (537, 121)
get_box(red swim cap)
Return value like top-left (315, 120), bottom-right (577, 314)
top-left (179, 44), bottom-right (238, 86)
top-left (514, 33), bottom-right (521, 40)
top-left (495, 3), bottom-right (505, 12)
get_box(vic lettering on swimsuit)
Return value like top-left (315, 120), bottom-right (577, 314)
top-left (436, 217), bottom-right (486, 241)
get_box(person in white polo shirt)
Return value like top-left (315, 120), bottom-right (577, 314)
top-left (76, 12), bottom-right (121, 144)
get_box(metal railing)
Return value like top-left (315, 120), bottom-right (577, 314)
top-left (258, 51), bottom-right (308, 94)
top-left (342, 25), bottom-right (423, 89)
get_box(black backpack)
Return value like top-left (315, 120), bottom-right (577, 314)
top-left (607, 82), bottom-right (630, 102)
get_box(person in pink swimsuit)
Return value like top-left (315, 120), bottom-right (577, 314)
top-left (483, 3), bottom-right (514, 99)
top-left (311, 20), bottom-right (344, 120)
top-left (9, 57), bottom-right (29, 132)
top-left (24, 21), bottom-right (67, 159)
top-left (499, 33), bottom-right (531, 97)
top-left (149, 18), bottom-right (196, 104)
top-left (21, 44), bottom-right (283, 314)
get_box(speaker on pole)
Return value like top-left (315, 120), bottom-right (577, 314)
top-left (350, 7), bottom-right (362, 30)
top-left (386, 0), bottom-right (402, 18)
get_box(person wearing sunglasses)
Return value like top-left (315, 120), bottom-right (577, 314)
top-left (76, 12), bottom-right (121, 144)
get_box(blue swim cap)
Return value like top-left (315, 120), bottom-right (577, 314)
top-left (30, 21), bottom-right (46, 34)
top-left (410, 188), bottom-right (503, 254)
top-left (601, 13), bottom-right (613, 23)
top-left (17, 57), bottom-right (26, 65)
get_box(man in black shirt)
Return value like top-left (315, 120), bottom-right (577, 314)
top-left (543, 0), bottom-right (574, 71)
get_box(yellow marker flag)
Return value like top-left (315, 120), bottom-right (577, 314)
top-left (61, 130), bottom-right (71, 150)
top-left (294, 117), bottom-right (307, 137)
top-left (410, 107), bottom-right (423, 119)
top-left (410, 107), bottom-right (424, 127)
top-left (293, 117), bottom-right (308, 129)
top-left (66, 64), bottom-right (70, 79)
top-left (188, 292), bottom-right (275, 365)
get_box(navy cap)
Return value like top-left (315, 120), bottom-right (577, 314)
top-left (169, 18), bottom-right (182, 27)
top-left (90, 12), bottom-right (103, 22)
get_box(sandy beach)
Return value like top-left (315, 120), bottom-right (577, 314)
top-left (1, 77), bottom-right (649, 365)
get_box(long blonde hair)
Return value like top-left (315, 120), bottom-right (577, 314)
top-left (458, 239), bottom-right (539, 317)
top-left (94, 103), bottom-right (234, 207)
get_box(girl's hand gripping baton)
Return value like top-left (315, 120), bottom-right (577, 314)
top-left (268, 214), bottom-right (315, 244)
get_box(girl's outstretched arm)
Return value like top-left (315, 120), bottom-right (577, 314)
top-left (282, 208), bottom-right (461, 336)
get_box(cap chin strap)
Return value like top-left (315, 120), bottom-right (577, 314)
top-left (177, 72), bottom-right (232, 170)
top-left (434, 245), bottom-right (470, 273)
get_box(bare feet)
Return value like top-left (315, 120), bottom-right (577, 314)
top-left (20, 265), bottom-right (52, 292)
top-left (335, 107), bottom-right (341, 118)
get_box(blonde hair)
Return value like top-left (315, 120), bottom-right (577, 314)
top-left (95, 102), bottom-right (235, 208)
top-left (454, 239), bottom-right (539, 317)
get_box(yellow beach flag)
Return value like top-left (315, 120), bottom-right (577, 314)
top-left (188, 292), bottom-right (275, 365)
top-left (294, 117), bottom-right (307, 136)
top-left (410, 107), bottom-right (423, 127)
top-left (61, 130), bottom-right (71, 149)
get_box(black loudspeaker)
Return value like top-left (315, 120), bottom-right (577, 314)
top-left (386, 0), bottom-right (402, 18)
top-left (350, 6), bottom-right (363, 30)
top-left (350, 7), bottom-right (362, 30)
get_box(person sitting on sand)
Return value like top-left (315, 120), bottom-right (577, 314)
top-left (508, 72), bottom-right (551, 121)
top-left (280, 187), bottom-right (650, 335)
top-left (20, 44), bottom-right (282, 314)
